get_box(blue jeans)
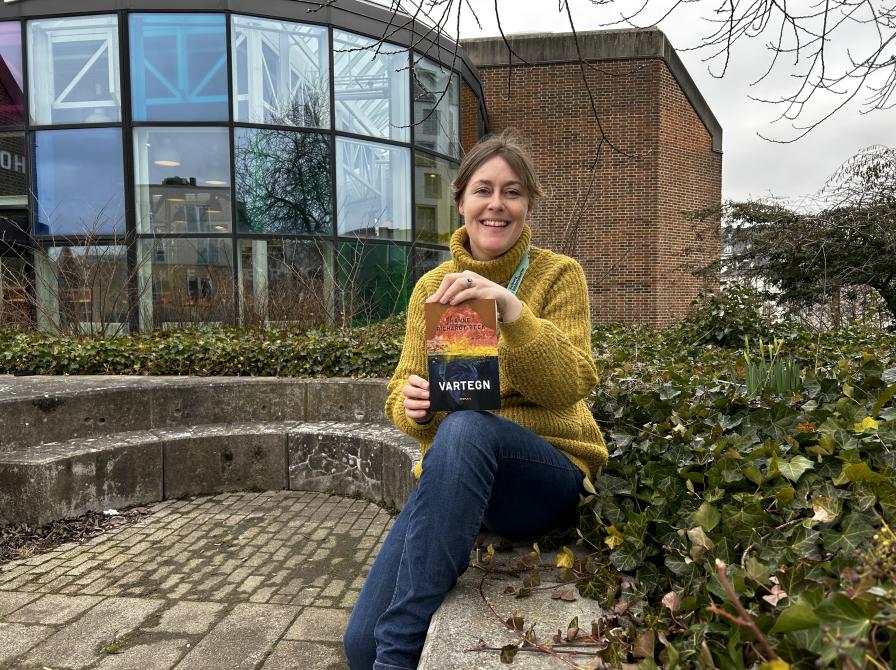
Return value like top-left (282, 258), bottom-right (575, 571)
top-left (343, 411), bottom-right (584, 670)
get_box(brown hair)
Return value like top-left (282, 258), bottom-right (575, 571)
top-left (452, 130), bottom-right (545, 207)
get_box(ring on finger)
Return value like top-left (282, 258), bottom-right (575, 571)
top-left (466, 277), bottom-right (473, 289)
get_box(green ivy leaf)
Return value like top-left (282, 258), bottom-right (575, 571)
top-left (693, 502), bottom-right (721, 531)
top-left (777, 455), bottom-right (814, 483)
top-left (770, 604), bottom-right (820, 633)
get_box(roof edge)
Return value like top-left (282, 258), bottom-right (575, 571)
top-left (460, 28), bottom-right (722, 152)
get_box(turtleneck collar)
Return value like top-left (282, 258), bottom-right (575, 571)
top-left (449, 224), bottom-right (532, 286)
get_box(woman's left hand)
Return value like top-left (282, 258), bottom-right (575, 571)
top-left (425, 271), bottom-right (523, 323)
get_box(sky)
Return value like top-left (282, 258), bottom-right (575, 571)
top-left (397, 0), bottom-right (894, 204)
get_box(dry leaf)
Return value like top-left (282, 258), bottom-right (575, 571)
top-left (506, 613), bottom-right (525, 630)
top-left (503, 585), bottom-right (516, 594)
top-left (661, 591), bottom-right (681, 613)
top-left (632, 630), bottom-right (655, 658)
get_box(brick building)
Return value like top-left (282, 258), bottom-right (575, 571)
top-left (462, 30), bottom-right (722, 326)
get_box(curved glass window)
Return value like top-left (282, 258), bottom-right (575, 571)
top-left (133, 127), bottom-right (231, 234)
top-left (238, 238), bottom-right (332, 326)
top-left (33, 245), bottom-right (129, 334)
top-left (232, 16), bottom-right (329, 128)
top-left (0, 22), bottom-right (24, 126)
top-left (413, 57), bottom-right (459, 158)
top-left (33, 128), bottom-right (124, 237)
top-left (337, 137), bottom-right (410, 240)
top-left (0, 132), bottom-right (26, 207)
top-left (138, 237), bottom-right (234, 329)
top-left (129, 14), bottom-right (227, 122)
top-left (27, 16), bottom-right (121, 125)
top-left (337, 241), bottom-right (409, 322)
top-left (234, 127), bottom-right (331, 234)
top-left (333, 30), bottom-right (409, 142)
top-left (414, 152), bottom-right (458, 245)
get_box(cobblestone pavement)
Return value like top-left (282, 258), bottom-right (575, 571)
top-left (0, 490), bottom-right (393, 669)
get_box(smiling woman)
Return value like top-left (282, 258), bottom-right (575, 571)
top-left (343, 130), bottom-right (607, 670)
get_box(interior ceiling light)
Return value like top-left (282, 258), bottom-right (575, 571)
top-left (153, 142), bottom-right (181, 167)
top-left (205, 179), bottom-right (227, 186)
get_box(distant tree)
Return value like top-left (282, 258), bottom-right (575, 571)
top-left (723, 146), bottom-right (896, 325)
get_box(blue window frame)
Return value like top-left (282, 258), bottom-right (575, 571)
top-left (129, 13), bottom-right (228, 122)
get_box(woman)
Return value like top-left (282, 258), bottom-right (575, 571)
top-left (343, 130), bottom-right (607, 670)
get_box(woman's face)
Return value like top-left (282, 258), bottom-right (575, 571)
top-left (458, 156), bottom-right (529, 261)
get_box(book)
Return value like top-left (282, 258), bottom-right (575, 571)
top-left (424, 298), bottom-right (500, 412)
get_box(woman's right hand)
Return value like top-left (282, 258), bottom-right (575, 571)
top-left (402, 374), bottom-right (432, 424)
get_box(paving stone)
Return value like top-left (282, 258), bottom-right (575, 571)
top-left (174, 603), bottom-right (298, 670)
top-left (95, 637), bottom-right (191, 670)
top-left (24, 597), bottom-right (164, 668)
top-left (260, 640), bottom-right (348, 670)
top-left (0, 622), bottom-right (55, 666)
top-left (0, 590), bottom-right (41, 616)
top-left (146, 601), bottom-right (226, 636)
top-left (283, 607), bottom-right (350, 642)
top-left (5, 593), bottom-right (103, 624)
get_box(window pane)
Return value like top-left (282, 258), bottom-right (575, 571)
top-left (336, 137), bottom-right (410, 240)
top-left (33, 128), bottom-right (124, 236)
top-left (414, 247), bottom-right (450, 280)
top-left (232, 15), bottom-right (329, 128)
top-left (337, 241), bottom-right (410, 322)
top-left (134, 127), bottom-right (231, 234)
top-left (0, 132), bottom-right (26, 207)
top-left (234, 127), bottom-right (331, 234)
top-left (130, 14), bottom-right (228, 122)
top-left (333, 30), bottom-right (408, 141)
top-left (33, 245), bottom-right (129, 334)
top-left (413, 58), bottom-right (459, 158)
top-left (0, 253), bottom-right (30, 327)
top-left (238, 238), bottom-right (332, 326)
top-left (138, 238), bottom-right (234, 329)
top-left (0, 22), bottom-right (24, 125)
top-left (414, 151), bottom-right (458, 245)
top-left (27, 16), bottom-right (121, 125)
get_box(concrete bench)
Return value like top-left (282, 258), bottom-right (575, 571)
top-left (0, 377), bottom-right (418, 526)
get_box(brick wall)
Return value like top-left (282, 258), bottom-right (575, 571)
top-left (460, 32), bottom-right (722, 326)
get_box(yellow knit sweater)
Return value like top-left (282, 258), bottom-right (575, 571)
top-left (385, 224), bottom-right (607, 478)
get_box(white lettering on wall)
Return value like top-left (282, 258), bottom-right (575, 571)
top-left (0, 151), bottom-right (25, 174)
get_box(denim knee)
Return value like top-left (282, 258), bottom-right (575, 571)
top-left (424, 411), bottom-right (500, 475)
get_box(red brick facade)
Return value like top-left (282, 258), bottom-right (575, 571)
top-left (461, 32), bottom-right (722, 326)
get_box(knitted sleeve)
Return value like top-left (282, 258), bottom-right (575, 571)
top-left (384, 278), bottom-right (445, 440)
top-left (497, 256), bottom-right (598, 409)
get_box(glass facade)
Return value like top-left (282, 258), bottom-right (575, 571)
top-left (0, 6), bottom-right (472, 332)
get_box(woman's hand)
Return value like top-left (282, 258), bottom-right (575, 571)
top-left (402, 374), bottom-right (433, 424)
top-left (425, 271), bottom-right (523, 323)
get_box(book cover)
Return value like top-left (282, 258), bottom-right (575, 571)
top-left (425, 298), bottom-right (500, 412)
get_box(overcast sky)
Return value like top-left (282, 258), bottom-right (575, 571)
top-left (408, 0), bottom-right (894, 204)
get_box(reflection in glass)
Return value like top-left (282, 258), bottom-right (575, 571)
top-left (0, 22), bottom-right (24, 125)
top-left (414, 247), bottom-right (451, 281)
top-left (333, 30), bottom-right (409, 141)
top-left (0, 253), bottom-right (29, 328)
top-left (33, 245), bottom-right (129, 334)
top-left (138, 238), bottom-right (234, 329)
top-left (232, 16), bottom-right (329, 128)
top-left (413, 58), bottom-right (459, 158)
top-left (337, 241), bottom-right (409, 322)
top-left (336, 138), bottom-right (410, 240)
top-left (238, 239), bottom-right (333, 326)
top-left (33, 128), bottom-right (124, 236)
top-left (130, 14), bottom-right (228, 121)
top-left (134, 127), bottom-right (231, 234)
top-left (0, 132), bottom-right (26, 207)
top-left (234, 128), bottom-right (331, 234)
top-left (415, 152), bottom-right (458, 245)
top-left (27, 16), bottom-right (121, 125)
